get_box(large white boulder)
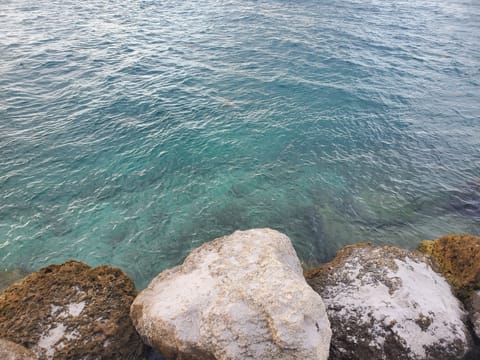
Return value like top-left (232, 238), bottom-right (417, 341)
top-left (131, 228), bottom-right (331, 360)
top-left (306, 243), bottom-right (472, 360)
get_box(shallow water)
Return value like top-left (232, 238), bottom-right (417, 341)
top-left (1, 0), bottom-right (479, 288)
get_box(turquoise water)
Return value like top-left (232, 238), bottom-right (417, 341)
top-left (1, 0), bottom-right (479, 288)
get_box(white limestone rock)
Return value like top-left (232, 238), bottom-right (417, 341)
top-left (131, 228), bottom-right (331, 360)
top-left (306, 243), bottom-right (472, 360)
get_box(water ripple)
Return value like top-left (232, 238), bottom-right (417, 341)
top-left (0, 0), bottom-right (479, 287)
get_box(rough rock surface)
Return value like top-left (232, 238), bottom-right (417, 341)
top-left (131, 228), bottom-right (331, 360)
top-left (0, 260), bottom-right (144, 360)
top-left (468, 290), bottom-right (480, 338)
top-left (0, 339), bottom-right (37, 360)
top-left (306, 243), bottom-right (471, 360)
top-left (418, 234), bottom-right (480, 300)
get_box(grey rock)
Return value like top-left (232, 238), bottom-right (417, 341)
top-left (468, 290), bottom-right (480, 338)
top-left (306, 243), bottom-right (471, 360)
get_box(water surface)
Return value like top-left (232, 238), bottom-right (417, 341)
top-left (1, 0), bottom-right (479, 287)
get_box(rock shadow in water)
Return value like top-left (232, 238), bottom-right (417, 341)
top-left (445, 179), bottom-right (480, 220)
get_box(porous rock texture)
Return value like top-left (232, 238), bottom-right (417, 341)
top-left (418, 234), bottom-right (480, 345)
top-left (0, 260), bottom-right (144, 359)
top-left (418, 234), bottom-right (480, 300)
top-left (131, 228), bottom-right (331, 360)
top-left (0, 339), bottom-right (37, 360)
top-left (306, 243), bottom-right (471, 360)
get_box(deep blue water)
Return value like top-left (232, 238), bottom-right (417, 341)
top-left (1, 0), bottom-right (479, 288)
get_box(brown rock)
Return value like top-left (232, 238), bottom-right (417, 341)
top-left (0, 338), bottom-right (37, 360)
top-left (306, 243), bottom-right (472, 360)
top-left (0, 260), bottom-right (144, 359)
top-left (418, 234), bottom-right (480, 300)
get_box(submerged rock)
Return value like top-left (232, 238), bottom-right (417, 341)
top-left (0, 339), bottom-right (37, 360)
top-left (0, 269), bottom-right (28, 291)
top-left (446, 180), bottom-right (480, 219)
top-left (0, 260), bottom-right (144, 360)
top-left (306, 243), bottom-right (471, 359)
top-left (418, 234), bottom-right (480, 300)
top-left (131, 228), bottom-right (331, 360)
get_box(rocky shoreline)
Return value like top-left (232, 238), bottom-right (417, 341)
top-left (1, 229), bottom-right (479, 359)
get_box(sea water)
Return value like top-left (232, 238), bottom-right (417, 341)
top-left (1, 0), bottom-right (479, 288)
